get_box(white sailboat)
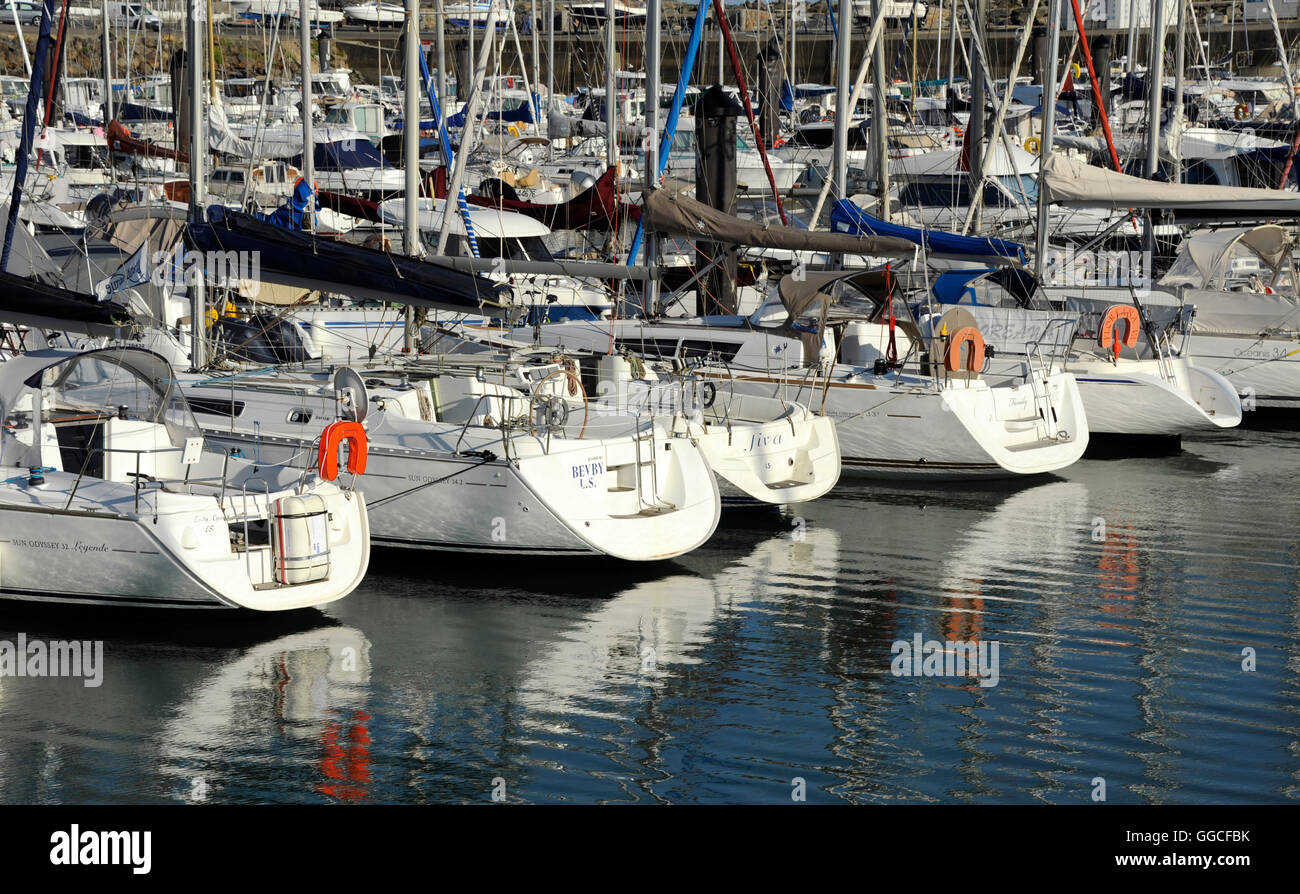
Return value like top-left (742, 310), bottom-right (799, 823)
top-left (0, 347), bottom-right (370, 609)
top-left (521, 270), bottom-right (1090, 479)
top-left (179, 364), bottom-right (722, 560)
top-left (1162, 225), bottom-right (1300, 411)
top-left (342, 1), bottom-right (405, 25)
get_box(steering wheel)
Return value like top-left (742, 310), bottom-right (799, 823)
top-left (528, 368), bottom-right (588, 438)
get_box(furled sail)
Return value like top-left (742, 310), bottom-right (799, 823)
top-left (1041, 154), bottom-right (1300, 214)
top-left (829, 199), bottom-right (1026, 263)
top-left (188, 205), bottom-right (511, 311)
top-left (0, 270), bottom-right (131, 336)
top-left (643, 189), bottom-right (916, 257)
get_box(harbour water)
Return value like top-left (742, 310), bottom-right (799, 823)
top-left (1, 426), bottom-right (1297, 804)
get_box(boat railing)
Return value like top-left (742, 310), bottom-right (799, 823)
top-left (61, 444), bottom-right (201, 514)
top-left (1024, 318), bottom-right (1080, 442)
top-left (452, 392), bottom-right (536, 459)
top-left (238, 477), bottom-right (273, 584)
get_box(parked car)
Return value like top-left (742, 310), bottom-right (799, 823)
top-left (5, 0), bottom-right (44, 27)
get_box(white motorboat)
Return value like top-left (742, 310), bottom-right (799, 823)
top-left (0, 347), bottom-right (370, 609)
top-left (342, 1), bottom-right (405, 25)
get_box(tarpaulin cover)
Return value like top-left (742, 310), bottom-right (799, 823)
top-left (290, 139), bottom-right (386, 171)
top-left (0, 269), bottom-right (131, 336)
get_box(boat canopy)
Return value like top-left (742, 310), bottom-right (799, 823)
top-left (1041, 154), bottom-right (1300, 214)
top-left (1159, 225), bottom-right (1294, 291)
top-left (294, 139), bottom-right (387, 171)
top-left (751, 269), bottom-right (899, 326)
top-left (0, 347), bottom-right (198, 468)
top-left (1157, 225), bottom-right (1300, 335)
top-left (830, 199), bottom-right (1026, 264)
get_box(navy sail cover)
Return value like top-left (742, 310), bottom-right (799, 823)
top-left (830, 199), bottom-right (1026, 263)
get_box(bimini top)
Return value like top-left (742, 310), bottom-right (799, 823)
top-left (0, 347), bottom-right (199, 451)
top-left (1159, 225), bottom-right (1294, 292)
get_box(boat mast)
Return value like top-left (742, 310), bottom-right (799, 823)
top-left (644, 0), bottom-right (659, 314)
top-left (435, 3), bottom-right (499, 254)
top-left (8, 4), bottom-right (31, 79)
top-left (101, 0), bottom-right (111, 121)
top-left (546, 0), bottom-right (554, 147)
top-left (789, 0), bottom-right (796, 86)
top-left (1125, 0), bottom-right (1138, 77)
top-left (625, 0), bottom-right (707, 265)
top-left (436, 0), bottom-right (446, 110)
top-left (207, 0), bottom-right (217, 101)
top-left (605, 0), bottom-right (616, 174)
top-left (1034, 0), bottom-right (1060, 279)
top-left (404, 0), bottom-right (422, 352)
top-left (1143, 0), bottom-right (1168, 257)
top-left (1171, 0), bottom-right (1186, 184)
top-left (871, 0), bottom-right (888, 221)
top-left (187, 0), bottom-right (207, 370)
top-left (808, 11), bottom-right (889, 227)
top-left (968, 0), bottom-right (985, 233)
top-left (530, 0), bottom-right (540, 122)
top-left (832, 0), bottom-right (850, 234)
top-left (1, 0), bottom-right (54, 274)
top-left (300, 0), bottom-right (315, 231)
top-left (946, 0), bottom-right (956, 95)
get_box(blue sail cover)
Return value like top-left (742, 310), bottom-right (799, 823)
top-left (445, 102), bottom-right (534, 130)
top-left (117, 101), bottom-right (174, 122)
top-left (290, 139), bottom-right (386, 171)
top-left (253, 178), bottom-right (313, 230)
top-left (829, 199), bottom-right (1026, 263)
top-left (779, 79), bottom-right (794, 112)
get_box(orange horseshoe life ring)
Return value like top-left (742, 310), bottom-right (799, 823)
top-left (1234, 103), bottom-right (1250, 121)
top-left (1097, 304), bottom-right (1141, 358)
top-left (318, 420), bottom-right (368, 480)
top-left (944, 326), bottom-right (986, 374)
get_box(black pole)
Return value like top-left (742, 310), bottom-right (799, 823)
top-left (1, 0), bottom-right (59, 274)
top-left (695, 85), bottom-right (741, 317)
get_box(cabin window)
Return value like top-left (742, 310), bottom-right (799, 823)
top-left (287, 409), bottom-right (313, 424)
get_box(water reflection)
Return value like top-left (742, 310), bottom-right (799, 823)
top-left (0, 433), bottom-right (1297, 803)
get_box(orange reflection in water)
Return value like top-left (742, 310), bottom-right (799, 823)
top-left (1097, 524), bottom-right (1141, 625)
top-left (317, 711), bottom-right (372, 802)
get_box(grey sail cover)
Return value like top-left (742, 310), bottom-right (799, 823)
top-left (1041, 154), bottom-right (1300, 212)
top-left (643, 189), bottom-right (917, 257)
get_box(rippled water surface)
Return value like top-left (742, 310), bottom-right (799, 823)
top-left (2, 427), bottom-right (1298, 804)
